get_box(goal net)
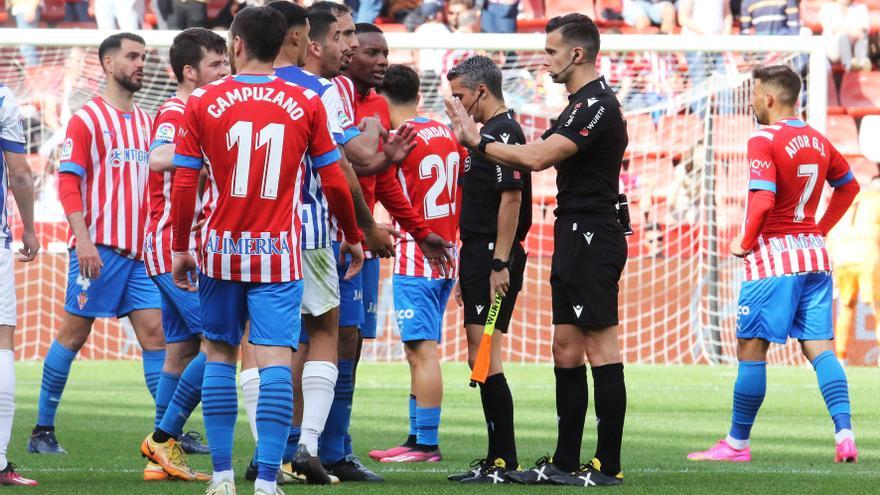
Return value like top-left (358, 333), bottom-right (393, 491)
top-left (2, 29), bottom-right (827, 365)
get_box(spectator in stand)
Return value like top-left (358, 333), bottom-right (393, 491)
top-left (10, 0), bottom-right (40, 66)
top-left (169, 0), bottom-right (207, 28)
top-left (448, 0), bottom-right (476, 31)
top-left (346, 0), bottom-right (382, 23)
top-left (64, 0), bottom-right (90, 22)
top-left (406, 0), bottom-right (445, 31)
top-left (821, 0), bottom-right (871, 71)
top-left (622, 0), bottom-right (676, 34)
top-left (739, 0), bottom-right (799, 35)
top-left (455, 8), bottom-right (479, 32)
top-left (678, 0), bottom-right (732, 114)
top-left (151, 0), bottom-right (171, 29)
top-left (89, 0), bottom-right (144, 29)
top-left (481, 0), bottom-right (518, 33)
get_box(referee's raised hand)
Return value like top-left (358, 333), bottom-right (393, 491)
top-left (445, 97), bottom-right (480, 148)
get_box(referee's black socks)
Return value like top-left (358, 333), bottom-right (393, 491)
top-left (592, 363), bottom-right (626, 476)
top-left (479, 373), bottom-right (518, 469)
top-left (552, 365), bottom-right (588, 472)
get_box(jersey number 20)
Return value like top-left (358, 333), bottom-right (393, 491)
top-left (419, 152), bottom-right (460, 219)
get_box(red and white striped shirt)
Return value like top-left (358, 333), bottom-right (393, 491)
top-left (143, 97), bottom-right (212, 276)
top-left (741, 118), bottom-right (853, 281)
top-left (172, 74), bottom-right (340, 283)
top-left (58, 96), bottom-right (152, 259)
top-left (392, 117), bottom-right (465, 279)
top-left (330, 75), bottom-right (358, 244)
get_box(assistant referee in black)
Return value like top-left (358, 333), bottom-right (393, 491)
top-left (447, 13), bottom-right (628, 487)
top-left (445, 55), bottom-right (532, 484)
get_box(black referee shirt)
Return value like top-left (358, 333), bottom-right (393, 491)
top-left (542, 76), bottom-right (628, 217)
top-left (459, 110), bottom-right (532, 242)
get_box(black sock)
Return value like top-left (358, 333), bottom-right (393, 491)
top-left (152, 428), bottom-right (174, 443)
top-left (414, 443), bottom-right (437, 451)
top-left (33, 425), bottom-right (53, 434)
top-left (591, 363), bottom-right (626, 476)
top-left (485, 373), bottom-right (517, 468)
top-left (404, 435), bottom-right (417, 447)
top-left (552, 365), bottom-right (588, 472)
top-left (478, 380), bottom-right (496, 461)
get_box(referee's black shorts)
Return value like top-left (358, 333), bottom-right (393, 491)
top-left (550, 214), bottom-right (627, 328)
top-left (459, 237), bottom-right (527, 333)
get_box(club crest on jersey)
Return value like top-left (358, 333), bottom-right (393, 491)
top-left (108, 148), bottom-right (149, 168)
top-left (144, 233), bottom-right (154, 254)
top-left (205, 234), bottom-right (292, 256)
top-left (155, 122), bottom-right (176, 143)
top-left (338, 110), bottom-right (353, 128)
top-left (60, 138), bottom-right (73, 161)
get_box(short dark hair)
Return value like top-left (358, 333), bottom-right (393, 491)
top-left (752, 64), bottom-right (802, 106)
top-left (229, 6), bottom-right (287, 63)
top-left (267, 0), bottom-right (308, 30)
top-left (380, 64), bottom-right (420, 105)
top-left (98, 32), bottom-right (145, 64)
top-left (309, 1), bottom-right (351, 17)
top-left (447, 55), bottom-right (503, 99)
top-left (308, 10), bottom-right (338, 44)
top-left (169, 28), bottom-right (226, 82)
top-left (355, 22), bottom-right (384, 35)
top-left (545, 13), bottom-right (600, 62)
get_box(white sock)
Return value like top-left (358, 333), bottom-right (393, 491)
top-left (299, 361), bottom-right (338, 456)
top-left (835, 429), bottom-right (855, 444)
top-left (254, 478), bottom-right (277, 494)
top-left (725, 434), bottom-right (749, 450)
top-left (212, 469), bottom-right (235, 486)
top-left (0, 350), bottom-right (15, 472)
top-left (239, 367), bottom-right (260, 441)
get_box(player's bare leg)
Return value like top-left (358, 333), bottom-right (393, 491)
top-left (382, 340), bottom-right (442, 463)
top-left (801, 339), bottom-right (857, 462)
top-left (30, 312), bottom-right (94, 454)
top-left (0, 326), bottom-right (37, 485)
top-left (688, 338), bottom-right (769, 464)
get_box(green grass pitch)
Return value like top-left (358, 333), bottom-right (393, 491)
top-left (5, 361), bottom-right (880, 494)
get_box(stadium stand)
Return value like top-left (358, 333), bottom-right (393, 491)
top-left (840, 71), bottom-right (880, 118)
top-left (827, 114), bottom-right (862, 157)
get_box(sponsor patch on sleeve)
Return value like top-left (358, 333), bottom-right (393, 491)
top-left (60, 138), bottom-right (73, 160)
top-left (155, 122), bottom-right (176, 143)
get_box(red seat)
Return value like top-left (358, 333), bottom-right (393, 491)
top-left (625, 113), bottom-right (659, 157)
top-left (846, 156), bottom-right (878, 185)
top-left (657, 113), bottom-right (702, 158)
top-left (828, 72), bottom-right (845, 115)
top-left (711, 115), bottom-right (754, 157)
top-left (826, 114), bottom-right (860, 156)
top-left (840, 71), bottom-right (880, 117)
top-left (546, 0), bottom-right (595, 19)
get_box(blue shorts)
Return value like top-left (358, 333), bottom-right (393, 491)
top-left (392, 274), bottom-right (454, 343)
top-left (361, 258), bottom-right (380, 339)
top-left (198, 273), bottom-right (303, 349)
top-left (152, 273), bottom-right (202, 343)
top-left (736, 272), bottom-right (833, 344)
top-left (332, 241), bottom-right (364, 329)
top-left (64, 246), bottom-right (160, 318)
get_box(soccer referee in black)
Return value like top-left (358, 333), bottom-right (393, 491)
top-left (444, 55), bottom-right (532, 484)
top-left (446, 13), bottom-right (627, 487)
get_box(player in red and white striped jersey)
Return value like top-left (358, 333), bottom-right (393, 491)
top-left (138, 28), bottom-right (230, 483)
top-left (374, 65), bottom-right (464, 463)
top-left (689, 65), bottom-right (861, 465)
top-left (169, 7), bottom-right (362, 492)
top-left (30, 33), bottom-right (166, 456)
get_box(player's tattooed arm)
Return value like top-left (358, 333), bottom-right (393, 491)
top-left (343, 116), bottom-right (382, 165)
top-left (337, 150), bottom-right (400, 257)
top-left (350, 123), bottom-right (417, 176)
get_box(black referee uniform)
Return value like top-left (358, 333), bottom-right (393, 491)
top-left (544, 76), bottom-right (628, 329)
top-left (459, 110), bottom-right (532, 331)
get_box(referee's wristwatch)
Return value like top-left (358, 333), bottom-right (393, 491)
top-left (491, 258), bottom-right (510, 272)
top-left (478, 134), bottom-right (496, 153)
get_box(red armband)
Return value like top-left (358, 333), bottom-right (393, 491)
top-left (740, 190), bottom-right (775, 251)
top-left (170, 167), bottom-right (200, 252)
top-left (818, 179), bottom-right (860, 235)
top-left (318, 163), bottom-right (362, 244)
top-left (58, 172), bottom-right (84, 216)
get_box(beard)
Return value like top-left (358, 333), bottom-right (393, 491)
top-left (115, 73), bottom-right (143, 93)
